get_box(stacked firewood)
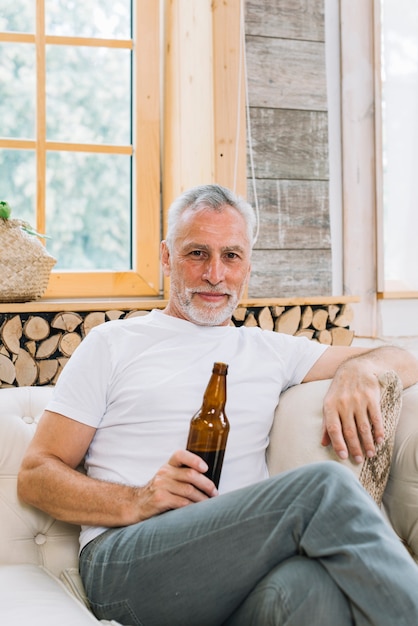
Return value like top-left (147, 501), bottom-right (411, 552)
top-left (233, 304), bottom-right (354, 345)
top-left (0, 303), bottom-right (354, 387)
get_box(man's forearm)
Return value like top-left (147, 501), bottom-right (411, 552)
top-left (18, 447), bottom-right (217, 528)
top-left (337, 345), bottom-right (418, 389)
top-left (17, 457), bottom-right (140, 527)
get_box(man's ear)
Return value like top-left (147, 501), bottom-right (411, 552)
top-left (160, 240), bottom-right (171, 276)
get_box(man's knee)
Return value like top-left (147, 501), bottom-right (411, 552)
top-left (288, 460), bottom-right (360, 491)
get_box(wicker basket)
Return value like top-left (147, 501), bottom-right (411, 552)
top-left (0, 218), bottom-right (57, 302)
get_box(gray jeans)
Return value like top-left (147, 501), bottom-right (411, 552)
top-left (79, 462), bottom-right (418, 626)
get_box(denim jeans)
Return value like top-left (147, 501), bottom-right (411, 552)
top-left (79, 462), bottom-right (418, 626)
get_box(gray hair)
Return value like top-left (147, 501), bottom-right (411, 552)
top-left (165, 184), bottom-right (257, 252)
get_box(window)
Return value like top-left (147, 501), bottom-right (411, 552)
top-left (378, 0), bottom-right (418, 294)
top-left (0, 0), bottom-right (160, 298)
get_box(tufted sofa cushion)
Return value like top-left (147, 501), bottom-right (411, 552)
top-left (0, 386), bottom-right (80, 577)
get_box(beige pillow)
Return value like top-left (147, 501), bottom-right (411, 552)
top-left (267, 370), bottom-right (403, 505)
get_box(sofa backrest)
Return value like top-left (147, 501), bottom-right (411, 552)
top-left (0, 386), bottom-right (80, 577)
top-left (1, 379), bottom-right (417, 570)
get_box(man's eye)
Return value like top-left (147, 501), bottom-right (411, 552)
top-left (226, 252), bottom-right (239, 259)
top-left (190, 250), bottom-right (203, 257)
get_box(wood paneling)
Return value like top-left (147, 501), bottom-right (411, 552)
top-left (249, 109), bottom-right (329, 180)
top-left (340, 0), bottom-right (377, 335)
top-left (245, 0), bottom-right (331, 297)
top-left (245, 0), bottom-right (325, 41)
top-left (212, 0), bottom-right (247, 195)
top-left (246, 36), bottom-right (327, 111)
top-left (247, 180), bottom-right (330, 249)
top-left (162, 0), bottom-right (214, 210)
top-left (249, 249), bottom-right (332, 297)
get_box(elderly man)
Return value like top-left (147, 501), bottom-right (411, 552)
top-left (18, 184), bottom-right (418, 625)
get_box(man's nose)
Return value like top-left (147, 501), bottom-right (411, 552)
top-left (202, 257), bottom-right (225, 284)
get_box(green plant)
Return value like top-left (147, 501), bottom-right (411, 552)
top-left (0, 200), bottom-right (11, 219)
top-left (0, 200), bottom-right (50, 238)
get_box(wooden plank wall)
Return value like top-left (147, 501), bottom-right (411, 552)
top-left (244, 0), bottom-right (331, 297)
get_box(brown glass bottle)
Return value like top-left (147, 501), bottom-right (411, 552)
top-left (186, 362), bottom-right (229, 488)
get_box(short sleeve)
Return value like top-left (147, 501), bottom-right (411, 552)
top-left (46, 327), bottom-right (112, 427)
top-left (270, 332), bottom-right (328, 391)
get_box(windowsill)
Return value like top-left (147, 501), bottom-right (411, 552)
top-left (377, 292), bottom-right (418, 300)
top-left (0, 295), bottom-right (360, 314)
top-left (0, 297), bottom-right (166, 313)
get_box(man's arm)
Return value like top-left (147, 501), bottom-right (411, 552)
top-left (302, 345), bottom-right (418, 463)
top-left (18, 410), bottom-right (217, 527)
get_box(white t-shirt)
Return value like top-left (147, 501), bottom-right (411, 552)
top-left (46, 309), bottom-right (327, 550)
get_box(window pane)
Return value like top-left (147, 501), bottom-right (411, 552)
top-left (381, 0), bottom-right (418, 290)
top-left (46, 151), bottom-right (131, 271)
top-left (45, 0), bottom-right (131, 39)
top-left (0, 149), bottom-right (36, 224)
top-left (0, 43), bottom-right (35, 138)
top-left (0, 0), bottom-right (35, 32)
top-left (46, 46), bottom-right (131, 144)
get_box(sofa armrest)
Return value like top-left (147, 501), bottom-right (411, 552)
top-left (267, 379), bottom-right (357, 474)
top-left (267, 377), bottom-right (417, 563)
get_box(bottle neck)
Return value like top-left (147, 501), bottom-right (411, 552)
top-left (203, 371), bottom-right (227, 411)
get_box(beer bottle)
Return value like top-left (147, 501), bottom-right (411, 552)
top-left (186, 362), bottom-right (229, 488)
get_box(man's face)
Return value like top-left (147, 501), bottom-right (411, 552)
top-left (161, 204), bottom-right (252, 326)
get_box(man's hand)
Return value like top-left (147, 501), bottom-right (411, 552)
top-left (321, 360), bottom-right (384, 463)
top-left (135, 449), bottom-right (218, 520)
top-left (305, 344), bottom-right (418, 463)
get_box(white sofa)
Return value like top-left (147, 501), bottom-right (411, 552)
top-left (1, 379), bottom-right (417, 625)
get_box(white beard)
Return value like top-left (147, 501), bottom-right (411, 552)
top-left (171, 284), bottom-right (241, 326)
